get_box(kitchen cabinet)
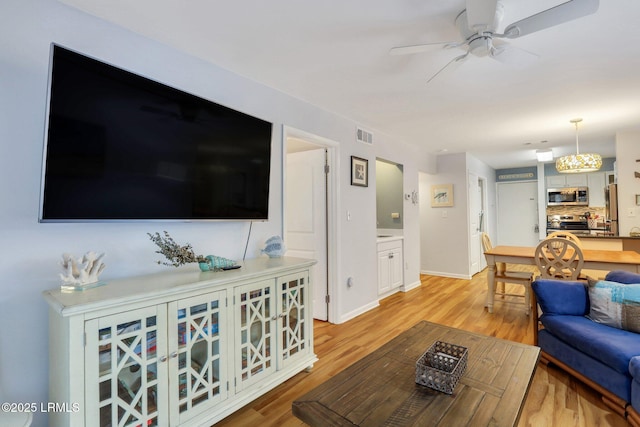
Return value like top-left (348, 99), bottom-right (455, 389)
top-left (546, 172), bottom-right (607, 207)
top-left (546, 175), bottom-right (567, 188)
top-left (377, 238), bottom-right (403, 295)
top-left (43, 257), bottom-right (316, 427)
top-left (587, 172), bottom-right (606, 207)
top-left (546, 173), bottom-right (588, 188)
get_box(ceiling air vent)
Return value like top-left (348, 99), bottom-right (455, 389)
top-left (356, 127), bottom-right (373, 145)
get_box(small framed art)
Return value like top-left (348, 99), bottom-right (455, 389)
top-left (351, 156), bottom-right (368, 187)
top-left (431, 184), bottom-right (453, 207)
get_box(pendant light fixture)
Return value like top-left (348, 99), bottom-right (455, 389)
top-left (556, 118), bottom-right (602, 173)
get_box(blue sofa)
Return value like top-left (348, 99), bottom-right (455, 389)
top-left (630, 356), bottom-right (640, 426)
top-left (532, 270), bottom-right (640, 423)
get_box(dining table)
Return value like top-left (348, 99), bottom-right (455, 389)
top-left (484, 245), bottom-right (640, 314)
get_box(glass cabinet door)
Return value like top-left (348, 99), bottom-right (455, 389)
top-left (277, 272), bottom-right (310, 369)
top-left (168, 291), bottom-right (227, 425)
top-left (85, 306), bottom-right (168, 427)
top-left (234, 279), bottom-right (276, 391)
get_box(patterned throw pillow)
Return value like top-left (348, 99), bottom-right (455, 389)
top-left (587, 278), bottom-right (640, 333)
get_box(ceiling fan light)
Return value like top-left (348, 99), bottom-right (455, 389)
top-left (556, 153), bottom-right (602, 173)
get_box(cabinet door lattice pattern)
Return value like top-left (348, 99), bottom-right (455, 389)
top-left (175, 292), bottom-right (226, 416)
top-left (88, 306), bottom-right (166, 427)
top-left (279, 275), bottom-right (307, 363)
top-left (236, 280), bottom-right (275, 390)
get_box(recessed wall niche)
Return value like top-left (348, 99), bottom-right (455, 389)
top-left (376, 158), bottom-right (403, 230)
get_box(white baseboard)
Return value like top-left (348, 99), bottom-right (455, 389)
top-left (401, 280), bottom-right (421, 292)
top-left (420, 270), bottom-right (471, 280)
top-left (337, 300), bottom-right (380, 324)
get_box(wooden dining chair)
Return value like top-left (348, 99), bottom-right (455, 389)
top-left (534, 237), bottom-right (585, 280)
top-left (481, 232), bottom-right (534, 315)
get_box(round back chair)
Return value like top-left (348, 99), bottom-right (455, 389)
top-left (535, 237), bottom-right (585, 280)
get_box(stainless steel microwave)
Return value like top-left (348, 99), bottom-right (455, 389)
top-left (547, 187), bottom-right (589, 206)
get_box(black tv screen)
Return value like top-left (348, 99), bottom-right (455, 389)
top-left (39, 45), bottom-right (272, 222)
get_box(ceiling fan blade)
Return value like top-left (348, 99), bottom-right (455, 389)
top-left (465, 0), bottom-right (499, 31)
top-left (503, 0), bottom-right (599, 39)
top-left (490, 44), bottom-right (539, 67)
top-left (389, 41), bottom-right (462, 56)
top-left (427, 52), bottom-right (469, 84)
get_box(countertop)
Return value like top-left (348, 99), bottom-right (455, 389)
top-left (579, 234), bottom-right (640, 254)
top-left (376, 235), bottom-right (404, 243)
top-left (581, 234), bottom-right (640, 240)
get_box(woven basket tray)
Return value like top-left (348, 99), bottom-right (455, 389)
top-left (415, 341), bottom-right (468, 394)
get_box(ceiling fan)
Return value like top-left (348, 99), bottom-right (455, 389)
top-left (390, 0), bottom-right (599, 83)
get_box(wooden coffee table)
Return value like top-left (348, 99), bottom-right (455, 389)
top-left (293, 321), bottom-right (539, 426)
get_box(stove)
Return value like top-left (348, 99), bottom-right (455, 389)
top-left (546, 214), bottom-right (591, 236)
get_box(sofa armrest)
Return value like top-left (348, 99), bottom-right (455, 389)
top-left (630, 356), bottom-right (640, 380)
top-left (532, 279), bottom-right (589, 316)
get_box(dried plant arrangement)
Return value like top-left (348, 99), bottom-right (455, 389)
top-left (147, 231), bottom-right (206, 267)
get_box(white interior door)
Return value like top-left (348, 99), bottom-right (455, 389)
top-left (285, 149), bottom-right (328, 321)
top-left (497, 181), bottom-right (539, 246)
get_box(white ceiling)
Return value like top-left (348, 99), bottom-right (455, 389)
top-left (59, 0), bottom-right (640, 169)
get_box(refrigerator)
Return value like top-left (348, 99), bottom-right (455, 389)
top-left (605, 183), bottom-right (619, 236)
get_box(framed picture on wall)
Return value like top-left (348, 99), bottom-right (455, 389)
top-left (351, 156), bottom-right (368, 187)
top-left (431, 184), bottom-right (453, 207)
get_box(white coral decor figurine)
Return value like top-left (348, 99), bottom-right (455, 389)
top-left (60, 251), bottom-right (106, 289)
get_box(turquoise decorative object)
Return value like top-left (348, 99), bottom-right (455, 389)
top-left (199, 255), bottom-right (236, 272)
top-left (261, 236), bottom-right (286, 258)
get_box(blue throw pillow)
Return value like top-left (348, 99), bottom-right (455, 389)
top-left (532, 279), bottom-right (588, 316)
top-left (605, 270), bottom-right (640, 285)
top-left (587, 278), bottom-right (640, 333)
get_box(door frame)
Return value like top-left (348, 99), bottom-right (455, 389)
top-left (282, 125), bottom-right (339, 324)
top-left (468, 171), bottom-right (488, 276)
top-left (478, 175), bottom-right (488, 271)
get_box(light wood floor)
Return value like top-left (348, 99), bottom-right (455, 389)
top-left (215, 269), bottom-right (628, 426)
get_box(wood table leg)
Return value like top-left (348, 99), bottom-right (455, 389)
top-left (486, 258), bottom-right (496, 314)
top-left (531, 291), bottom-right (538, 345)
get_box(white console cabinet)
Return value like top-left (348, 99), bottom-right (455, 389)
top-left (43, 257), bottom-right (316, 427)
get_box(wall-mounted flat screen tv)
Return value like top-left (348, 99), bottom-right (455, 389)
top-left (39, 44), bottom-right (272, 222)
